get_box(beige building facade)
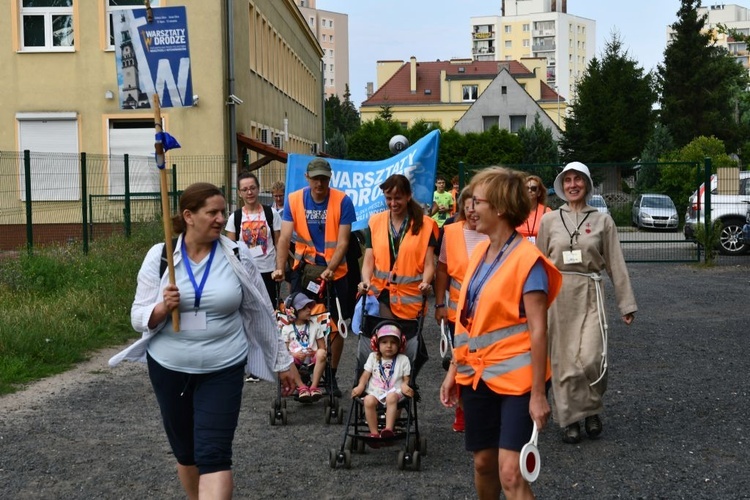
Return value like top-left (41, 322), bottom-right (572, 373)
top-left (294, 0), bottom-right (349, 100)
top-left (0, 0), bottom-right (323, 226)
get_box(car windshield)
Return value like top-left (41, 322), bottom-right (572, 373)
top-left (642, 197), bottom-right (674, 209)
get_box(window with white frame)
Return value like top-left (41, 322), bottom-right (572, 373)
top-left (482, 116), bottom-right (499, 131)
top-left (20, 0), bottom-right (74, 51)
top-left (523, 24), bottom-right (530, 32)
top-left (523, 39), bottom-right (530, 47)
top-left (17, 112), bottom-right (79, 201)
top-left (462, 84), bottom-right (478, 102)
top-left (505, 40), bottom-right (512, 48)
top-left (107, 0), bottom-right (160, 50)
top-left (108, 119), bottom-right (159, 196)
top-left (330, 35), bottom-right (334, 42)
top-left (504, 25), bottom-right (511, 33)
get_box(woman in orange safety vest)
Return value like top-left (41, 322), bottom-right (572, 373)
top-left (358, 174), bottom-right (438, 320)
top-left (439, 166), bottom-right (562, 499)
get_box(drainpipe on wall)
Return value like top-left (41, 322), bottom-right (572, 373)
top-left (226, 0), bottom-right (237, 202)
top-left (321, 58), bottom-right (325, 154)
top-left (410, 56), bottom-right (417, 94)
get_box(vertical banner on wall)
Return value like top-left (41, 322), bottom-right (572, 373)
top-left (113, 6), bottom-right (193, 109)
top-left (286, 130), bottom-right (440, 231)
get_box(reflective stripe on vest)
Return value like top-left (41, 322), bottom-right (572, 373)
top-left (453, 322), bottom-right (528, 351)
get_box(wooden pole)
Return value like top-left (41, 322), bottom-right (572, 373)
top-left (154, 93), bottom-right (180, 331)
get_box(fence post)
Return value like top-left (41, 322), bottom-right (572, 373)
top-left (171, 163), bottom-right (178, 213)
top-left (703, 157), bottom-right (712, 264)
top-left (81, 153), bottom-right (89, 254)
top-left (23, 150), bottom-right (33, 255)
top-left (124, 154), bottom-right (131, 238)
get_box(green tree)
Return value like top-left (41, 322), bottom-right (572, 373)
top-left (327, 130), bottom-right (347, 159)
top-left (636, 124), bottom-right (675, 192)
top-left (324, 84), bottom-right (360, 150)
top-left (560, 33), bottom-right (657, 163)
top-left (346, 118), bottom-right (404, 161)
top-left (658, 0), bottom-right (749, 151)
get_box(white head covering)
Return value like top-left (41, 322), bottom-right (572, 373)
top-left (554, 161), bottom-right (593, 202)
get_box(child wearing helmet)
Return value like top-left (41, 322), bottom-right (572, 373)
top-left (280, 293), bottom-right (327, 402)
top-left (351, 323), bottom-right (414, 440)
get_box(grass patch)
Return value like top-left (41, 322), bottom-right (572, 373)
top-left (0, 222), bottom-right (163, 395)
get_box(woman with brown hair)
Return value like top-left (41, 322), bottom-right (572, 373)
top-left (516, 174), bottom-right (551, 243)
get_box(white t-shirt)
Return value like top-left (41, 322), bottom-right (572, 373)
top-left (280, 319), bottom-right (327, 364)
top-left (225, 206), bottom-right (281, 273)
top-left (363, 352), bottom-right (411, 401)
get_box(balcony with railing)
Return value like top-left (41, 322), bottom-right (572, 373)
top-left (532, 42), bottom-right (556, 52)
top-left (472, 31), bottom-right (495, 40)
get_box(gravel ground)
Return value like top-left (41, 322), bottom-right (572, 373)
top-left (1, 258), bottom-right (749, 499)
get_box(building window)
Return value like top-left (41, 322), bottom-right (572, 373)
top-left (523, 39), bottom-right (530, 47)
top-left (330, 35), bottom-right (334, 42)
top-left (321, 34), bottom-right (326, 41)
top-left (523, 24), bottom-right (530, 32)
top-left (462, 84), bottom-right (478, 102)
top-left (482, 116), bottom-right (499, 131)
top-left (509, 115), bottom-right (527, 133)
top-left (21, 0), bottom-right (74, 51)
top-left (330, 64), bottom-right (334, 72)
top-left (504, 25), bottom-right (511, 33)
top-left (329, 19), bottom-right (334, 28)
top-left (501, 86), bottom-right (507, 95)
top-left (505, 40), bottom-right (512, 48)
top-left (17, 112), bottom-right (79, 201)
top-left (329, 49), bottom-right (334, 57)
top-left (108, 119), bottom-right (159, 196)
top-left (309, 17), bottom-right (314, 26)
top-left (107, 0), bottom-right (160, 50)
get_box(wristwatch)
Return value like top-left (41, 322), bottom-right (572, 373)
top-left (435, 303), bottom-right (446, 309)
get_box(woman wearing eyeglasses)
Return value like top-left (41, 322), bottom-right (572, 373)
top-left (226, 171), bottom-right (281, 307)
top-left (516, 175), bottom-right (551, 243)
top-left (440, 167), bottom-right (561, 498)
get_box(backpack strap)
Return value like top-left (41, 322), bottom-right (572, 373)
top-left (262, 204), bottom-right (277, 245)
top-left (233, 208), bottom-right (242, 240)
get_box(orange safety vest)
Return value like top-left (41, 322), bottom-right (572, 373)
top-left (453, 237), bottom-right (562, 395)
top-left (443, 221), bottom-right (469, 323)
top-left (369, 212), bottom-right (437, 319)
top-left (288, 188), bottom-right (348, 281)
top-left (516, 204), bottom-right (551, 239)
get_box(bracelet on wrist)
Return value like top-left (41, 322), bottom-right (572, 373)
top-left (435, 303), bottom-right (446, 309)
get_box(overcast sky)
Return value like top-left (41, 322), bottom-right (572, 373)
top-left (316, 0), bottom-right (746, 107)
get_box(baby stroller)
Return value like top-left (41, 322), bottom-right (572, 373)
top-left (329, 295), bottom-right (428, 470)
top-left (270, 282), bottom-right (345, 425)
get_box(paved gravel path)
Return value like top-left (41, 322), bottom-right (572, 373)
top-left (1, 260), bottom-right (749, 499)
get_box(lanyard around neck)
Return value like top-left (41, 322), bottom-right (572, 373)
top-left (388, 214), bottom-right (409, 258)
top-left (181, 239), bottom-right (218, 311)
top-left (466, 231), bottom-right (517, 316)
top-left (293, 322), bottom-right (310, 347)
top-left (378, 358), bottom-right (397, 387)
top-left (560, 210), bottom-right (591, 250)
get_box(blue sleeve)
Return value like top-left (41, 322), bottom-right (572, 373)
top-left (522, 259), bottom-right (549, 295)
top-left (340, 195), bottom-right (356, 225)
top-left (282, 201), bottom-right (293, 222)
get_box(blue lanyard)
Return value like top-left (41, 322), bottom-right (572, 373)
top-left (293, 323), bottom-right (310, 348)
top-left (378, 358), bottom-right (397, 388)
top-left (181, 239), bottom-right (218, 311)
top-left (465, 231), bottom-right (517, 317)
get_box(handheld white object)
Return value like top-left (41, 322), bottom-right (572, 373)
top-left (439, 319), bottom-right (450, 358)
top-left (335, 296), bottom-right (348, 338)
top-left (519, 421), bottom-right (541, 483)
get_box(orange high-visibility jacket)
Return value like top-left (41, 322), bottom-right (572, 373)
top-left (288, 188), bottom-right (348, 280)
top-left (369, 212), bottom-right (437, 319)
top-left (443, 221), bottom-right (470, 323)
top-left (453, 238), bottom-right (561, 395)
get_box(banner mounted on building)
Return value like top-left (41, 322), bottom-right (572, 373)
top-left (286, 130), bottom-right (440, 232)
top-left (113, 6), bottom-right (193, 109)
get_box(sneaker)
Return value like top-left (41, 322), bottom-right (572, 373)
top-left (562, 422), bottom-right (581, 444)
top-left (585, 415), bottom-right (603, 438)
top-left (366, 433), bottom-right (381, 449)
top-left (244, 373), bottom-right (260, 383)
top-left (297, 385), bottom-right (311, 402)
top-left (309, 386), bottom-right (323, 402)
top-left (452, 406), bottom-right (465, 433)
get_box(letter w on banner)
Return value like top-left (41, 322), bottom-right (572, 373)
top-left (113, 5), bottom-right (193, 109)
top-left (286, 130), bottom-right (440, 231)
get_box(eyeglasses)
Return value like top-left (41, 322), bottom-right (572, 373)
top-left (471, 196), bottom-right (489, 210)
top-left (527, 185), bottom-right (539, 193)
top-left (239, 186), bottom-right (258, 193)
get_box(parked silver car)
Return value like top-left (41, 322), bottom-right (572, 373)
top-left (589, 194), bottom-right (609, 214)
top-left (632, 194), bottom-right (679, 230)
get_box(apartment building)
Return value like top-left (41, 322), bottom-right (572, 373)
top-left (0, 0), bottom-right (323, 228)
top-left (360, 57), bottom-right (564, 132)
top-left (470, 0), bottom-right (595, 102)
top-left (691, 3), bottom-right (750, 71)
top-left (294, 0), bottom-right (349, 100)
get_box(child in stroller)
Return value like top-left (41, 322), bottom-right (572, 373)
top-left (351, 323), bottom-right (414, 441)
top-left (280, 292), bottom-right (327, 402)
